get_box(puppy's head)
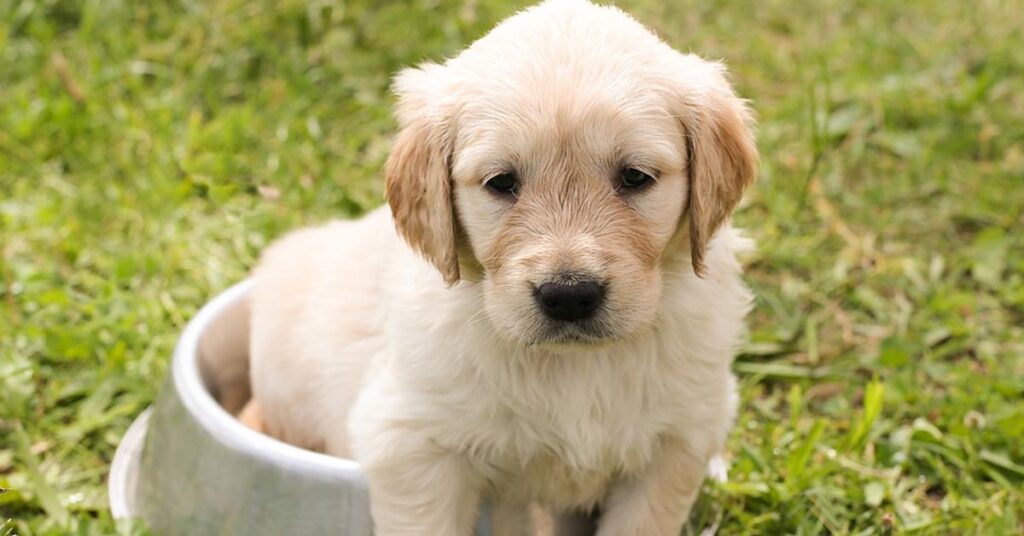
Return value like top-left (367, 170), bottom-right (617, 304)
top-left (387, 0), bottom-right (757, 347)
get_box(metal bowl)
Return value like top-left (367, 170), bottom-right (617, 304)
top-left (109, 280), bottom-right (493, 534)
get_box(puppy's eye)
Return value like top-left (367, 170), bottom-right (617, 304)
top-left (485, 173), bottom-right (519, 197)
top-left (618, 168), bottom-right (655, 191)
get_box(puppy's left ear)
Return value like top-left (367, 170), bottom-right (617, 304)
top-left (385, 65), bottom-right (461, 285)
top-left (671, 56), bottom-right (758, 276)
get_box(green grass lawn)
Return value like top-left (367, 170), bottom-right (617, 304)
top-left (2, 0), bottom-right (1022, 534)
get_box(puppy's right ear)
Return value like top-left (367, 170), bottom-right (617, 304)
top-left (385, 65), bottom-right (460, 285)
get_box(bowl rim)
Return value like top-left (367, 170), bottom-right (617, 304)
top-left (172, 278), bottom-right (365, 478)
top-left (109, 407), bottom-right (151, 518)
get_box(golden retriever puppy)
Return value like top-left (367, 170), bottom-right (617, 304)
top-left (247, 0), bottom-right (757, 534)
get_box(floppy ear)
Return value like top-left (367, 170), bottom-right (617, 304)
top-left (385, 66), bottom-right (460, 285)
top-left (674, 57), bottom-right (758, 276)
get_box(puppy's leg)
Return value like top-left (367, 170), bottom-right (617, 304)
top-left (354, 401), bottom-right (481, 536)
top-left (236, 399), bottom-right (265, 434)
top-left (366, 448), bottom-right (481, 535)
top-left (595, 437), bottom-right (707, 536)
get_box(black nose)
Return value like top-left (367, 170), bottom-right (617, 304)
top-left (534, 280), bottom-right (606, 322)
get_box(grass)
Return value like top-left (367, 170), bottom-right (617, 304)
top-left (1, 0), bottom-right (1022, 533)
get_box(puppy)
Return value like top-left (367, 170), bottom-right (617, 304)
top-left (246, 0), bottom-right (757, 534)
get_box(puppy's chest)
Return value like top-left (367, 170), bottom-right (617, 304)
top-left (494, 450), bottom-right (626, 507)
top-left (458, 369), bottom-right (672, 506)
top-left (475, 402), bottom-right (661, 507)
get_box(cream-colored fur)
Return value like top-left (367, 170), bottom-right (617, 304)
top-left (248, 1), bottom-right (757, 534)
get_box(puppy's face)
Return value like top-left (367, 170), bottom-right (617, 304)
top-left (451, 88), bottom-right (686, 345)
top-left (386, 0), bottom-right (757, 347)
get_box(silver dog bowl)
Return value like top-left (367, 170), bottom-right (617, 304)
top-left (109, 280), bottom-right (493, 534)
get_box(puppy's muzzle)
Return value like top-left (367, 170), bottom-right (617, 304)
top-left (533, 277), bottom-right (606, 322)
